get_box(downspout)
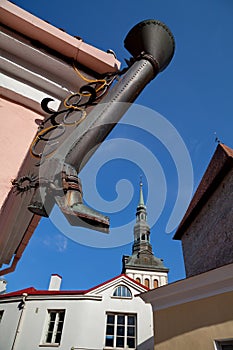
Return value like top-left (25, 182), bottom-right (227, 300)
top-left (11, 293), bottom-right (28, 350)
top-left (28, 19), bottom-right (175, 233)
top-left (56, 19), bottom-right (175, 171)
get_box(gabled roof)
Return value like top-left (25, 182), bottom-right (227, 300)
top-left (174, 143), bottom-right (233, 240)
top-left (87, 274), bottom-right (149, 295)
top-left (0, 274), bottom-right (148, 299)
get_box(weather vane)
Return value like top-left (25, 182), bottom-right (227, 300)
top-left (214, 132), bottom-right (222, 144)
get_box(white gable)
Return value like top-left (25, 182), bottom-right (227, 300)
top-left (87, 275), bottom-right (147, 297)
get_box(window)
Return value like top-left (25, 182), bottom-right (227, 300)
top-left (0, 310), bottom-right (4, 323)
top-left (215, 340), bottom-right (233, 350)
top-left (113, 285), bottom-right (132, 298)
top-left (153, 279), bottom-right (158, 288)
top-left (43, 310), bottom-right (65, 345)
top-left (135, 277), bottom-right (141, 284)
top-left (105, 313), bottom-right (137, 348)
top-left (144, 278), bottom-right (150, 288)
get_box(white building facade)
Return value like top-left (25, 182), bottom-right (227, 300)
top-left (0, 274), bottom-right (154, 350)
top-left (0, 183), bottom-right (168, 350)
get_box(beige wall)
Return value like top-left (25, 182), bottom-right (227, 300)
top-left (153, 291), bottom-right (233, 350)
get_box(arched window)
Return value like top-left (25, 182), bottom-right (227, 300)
top-left (144, 278), bottom-right (150, 288)
top-left (113, 285), bottom-right (132, 298)
top-left (153, 279), bottom-right (158, 289)
top-left (135, 277), bottom-right (141, 284)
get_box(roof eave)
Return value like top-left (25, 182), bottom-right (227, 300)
top-left (174, 143), bottom-right (233, 240)
top-left (0, 0), bottom-right (121, 75)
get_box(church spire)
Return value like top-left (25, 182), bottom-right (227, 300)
top-left (136, 179), bottom-right (147, 222)
top-left (133, 180), bottom-right (151, 252)
top-left (122, 178), bottom-right (169, 289)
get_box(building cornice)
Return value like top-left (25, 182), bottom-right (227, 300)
top-left (125, 265), bottom-right (169, 273)
top-left (0, 0), bottom-right (120, 75)
top-left (140, 263), bottom-right (233, 310)
top-left (0, 294), bottom-right (102, 302)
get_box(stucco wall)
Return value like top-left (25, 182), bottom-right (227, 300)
top-left (0, 97), bottom-right (42, 208)
top-left (0, 284), bottom-right (154, 349)
top-left (181, 169), bottom-right (233, 277)
top-left (0, 300), bottom-right (22, 350)
top-left (126, 269), bottom-right (168, 288)
top-left (153, 291), bottom-right (233, 350)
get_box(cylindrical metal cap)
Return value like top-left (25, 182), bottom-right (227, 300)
top-left (124, 19), bottom-right (175, 72)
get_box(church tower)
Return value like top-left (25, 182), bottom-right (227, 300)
top-left (122, 180), bottom-right (169, 289)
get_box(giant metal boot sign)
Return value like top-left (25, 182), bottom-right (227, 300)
top-left (21, 20), bottom-right (175, 233)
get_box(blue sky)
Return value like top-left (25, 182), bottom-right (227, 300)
top-left (5, 0), bottom-right (233, 292)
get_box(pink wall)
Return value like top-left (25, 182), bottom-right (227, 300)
top-left (0, 98), bottom-right (43, 208)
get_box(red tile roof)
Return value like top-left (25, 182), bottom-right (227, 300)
top-left (173, 143), bottom-right (233, 240)
top-left (0, 287), bottom-right (85, 298)
top-left (0, 274), bottom-right (148, 298)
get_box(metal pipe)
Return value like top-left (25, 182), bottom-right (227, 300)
top-left (63, 58), bottom-right (158, 172)
top-left (11, 293), bottom-right (28, 350)
top-left (29, 19), bottom-right (175, 232)
top-left (56, 19), bottom-right (175, 172)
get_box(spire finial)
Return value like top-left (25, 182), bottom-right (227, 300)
top-left (139, 176), bottom-right (145, 206)
top-left (140, 174), bottom-right (142, 183)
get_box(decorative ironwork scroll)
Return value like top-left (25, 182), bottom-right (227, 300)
top-left (30, 64), bottom-right (117, 160)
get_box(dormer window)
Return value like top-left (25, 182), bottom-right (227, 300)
top-left (113, 285), bottom-right (132, 298)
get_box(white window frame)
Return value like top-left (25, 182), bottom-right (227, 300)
top-left (112, 285), bottom-right (132, 299)
top-left (42, 309), bottom-right (65, 346)
top-left (105, 313), bottom-right (137, 349)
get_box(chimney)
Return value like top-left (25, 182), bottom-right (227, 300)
top-left (48, 274), bottom-right (62, 291)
